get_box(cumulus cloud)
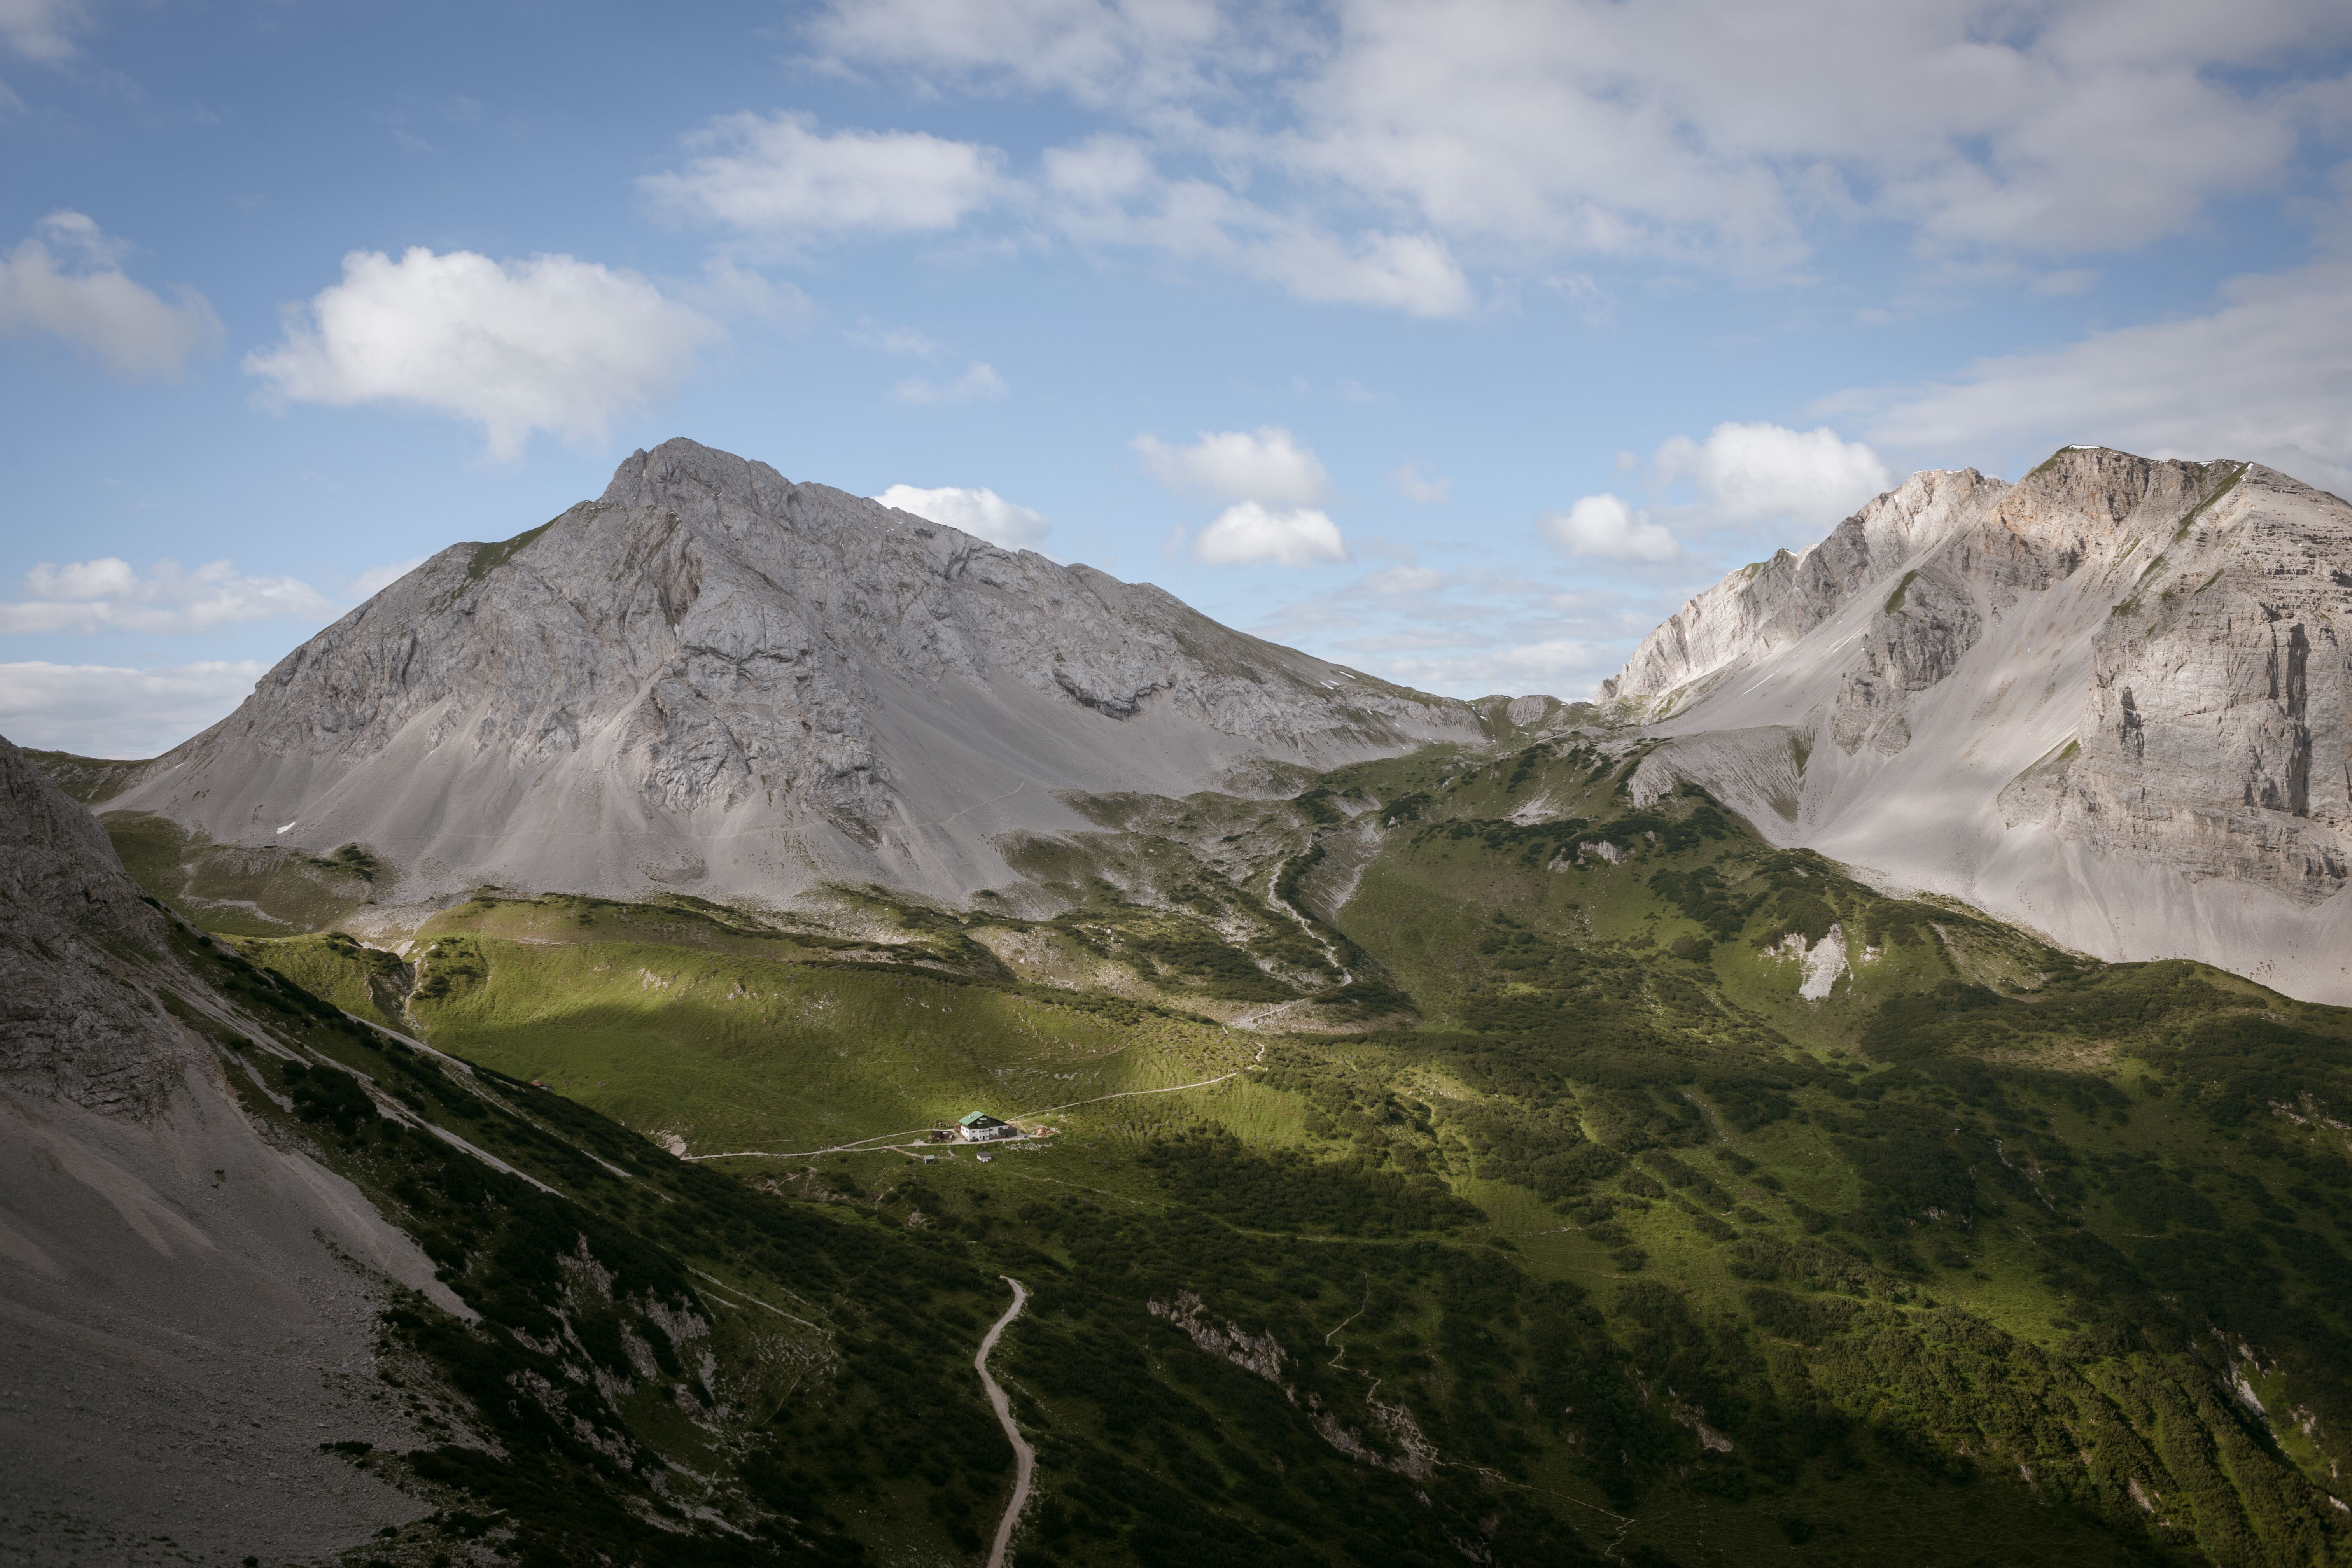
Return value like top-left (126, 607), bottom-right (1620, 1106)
top-left (0, 212), bottom-right (221, 379)
top-left (1389, 462), bottom-right (1450, 503)
top-left (1652, 422), bottom-right (1891, 528)
top-left (891, 360), bottom-right (1008, 404)
top-left (0, 557), bottom-right (339, 635)
top-left (1539, 494), bottom-right (1680, 562)
top-left (1192, 501), bottom-right (1349, 566)
top-left (1853, 261), bottom-right (2352, 495)
top-left (0, 0), bottom-right (86, 61)
top-left (1134, 425), bottom-right (1332, 504)
top-left (0, 659), bottom-right (264, 759)
top-left (244, 247), bottom-right (721, 460)
top-left (643, 112), bottom-right (1005, 250)
top-left (874, 483), bottom-right (1050, 550)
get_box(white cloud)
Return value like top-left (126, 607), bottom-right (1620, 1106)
top-left (1044, 147), bottom-right (1477, 317)
top-left (0, 659), bottom-right (264, 758)
top-left (245, 247), bottom-right (721, 460)
top-left (1378, 637), bottom-right (1608, 698)
top-left (891, 360), bottom-right (1009, 404)
top-left (874, 483), bottom-right (1050, 550)
top-left (808, 0), bottom-right (2352, 281)
top-left (1389, 462), bottom-right (1449, 503)
top-left (1854, 261), bottom-right (2352, 495)
top-left (1192, 501), bottom-right (1349, 566)
top-left (1652, 422), bottom-right (1892, 528)
top-left (1539, 494), bottom-right (1681, 562)
top-left (347, 556), bottom-right (429, 598)
top-left (1238, 226), bottom-right (1473, 317)
top-left (0, 212), bottom-right (221, 379)
top-left (0, 557), bottom-right (340, 634)
top-left (1134, 425), bottom-right (1332, 504)
top-left (0, 0), bottom-right (86, 61)
top-left (643, 112), bottom-right (1005, 250)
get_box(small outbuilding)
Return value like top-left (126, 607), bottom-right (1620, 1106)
top-left (957, 1112), bottom-right (1020, 1142)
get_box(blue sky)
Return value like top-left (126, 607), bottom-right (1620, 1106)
top-left (4, 0), bottom-right (2349, 756)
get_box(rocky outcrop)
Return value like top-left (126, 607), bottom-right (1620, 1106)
top-left (1610, 448), bottom-right (2352, 1004)
top-left (0, 733), bottom-right (193, 1116)
top-left (109, 439), bottom-right (1482, 908)
top-left (2053, 463), bottom-right (2351, 905)
top-left (1602, 467), bottom-right (2004, 714)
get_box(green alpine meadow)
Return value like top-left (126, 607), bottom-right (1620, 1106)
top-left (32, 719), bottom-right (2352, 1568)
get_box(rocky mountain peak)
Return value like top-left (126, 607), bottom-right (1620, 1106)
top-left (1608, 444), bottom-right (2352, 1003)
top-left (595, 437), bottom-right (819, 537)
top-left (105, 441), bottom-right (1482, 911)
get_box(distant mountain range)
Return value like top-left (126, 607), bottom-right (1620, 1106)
top-left (19, 443), bottom-right (2352, 1567)
top-left (66, 439), bottom-right (2352, 1002)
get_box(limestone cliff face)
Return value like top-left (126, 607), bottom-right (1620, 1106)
top-left (112, 439), bottom-right (1482, 905)
top-left (2055, 461), bottom-right (2351, 905)
top-left (1610, 447), bottom-right (2352, 1003)
top-left (1601, 467), bottom-right (2005, 714)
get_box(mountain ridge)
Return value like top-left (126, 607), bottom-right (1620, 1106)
top-left (1606, 445), bottom-right (2352, 1003)
top-left (104, 438), bottom-right (1484, 912)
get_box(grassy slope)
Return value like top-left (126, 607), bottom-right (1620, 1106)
top-left (19, 747), bottom-right (147, 803)
top-left (102, 810), bottom-right (384, 936)
top-left (191, 735), bottom-right (2352, 1567)
top-left (167, 909), bottom-right (1635, 1566)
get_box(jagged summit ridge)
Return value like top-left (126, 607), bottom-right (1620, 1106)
top-left (110, 438), bottom-right (1481, 905)
top-left (1602, 464), bottom-right (2004, 709)
top-left (1606, 445), bottom-right (2352, 1003)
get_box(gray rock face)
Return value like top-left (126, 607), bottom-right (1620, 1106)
top-left (0, 732), bottom-right (192, 1116)
top-left (112, 439), bottom-right (1482, 906)
top-left (1609, 448), bottom-right (2352, 1004)
top-left (0, 731), bottom-right (444, 1561)
top-left (1603, 467), bottom-right (2005, 714)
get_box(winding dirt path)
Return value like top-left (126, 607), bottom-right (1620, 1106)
top-left (975, 1275), bottom-right (1034, 1568)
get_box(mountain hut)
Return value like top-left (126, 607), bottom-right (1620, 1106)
top-left (957, 1112), bottom-right (1019, 1142)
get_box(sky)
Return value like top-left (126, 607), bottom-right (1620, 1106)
top-left (4, 0), bottom-right (2350, 758)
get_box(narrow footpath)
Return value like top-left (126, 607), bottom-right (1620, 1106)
top-left (975, 1276), bottom-right (1034, 1568)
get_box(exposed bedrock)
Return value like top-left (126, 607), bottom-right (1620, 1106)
top-left (1611, 447), bottom-right (2352, 1003)
top-left (106, 439), bottom-right (1484, 906)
